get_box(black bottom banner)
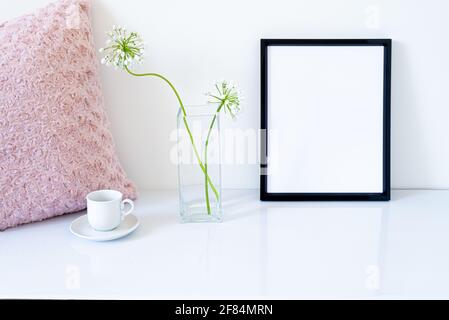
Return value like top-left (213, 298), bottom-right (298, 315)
top-left (1, 299), bottom-right (446, 318)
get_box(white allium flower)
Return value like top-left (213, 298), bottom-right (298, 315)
top-left (206, 80), bottom-right (243, 119)
top-left (99, 25), bottom-right (145, 70)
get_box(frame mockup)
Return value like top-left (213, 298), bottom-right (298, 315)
top-left (261, 39), bottom-right (391, 201)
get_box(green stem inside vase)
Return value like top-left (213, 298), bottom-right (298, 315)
top-left (124, 66), bottom-right (220, 202)
top-left (204, 101), bottom-right (225, 215)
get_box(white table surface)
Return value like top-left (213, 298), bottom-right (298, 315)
top-left (1, 189), bottom-right (449, 300)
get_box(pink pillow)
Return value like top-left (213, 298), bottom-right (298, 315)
top-left (0, 0), bottom-right (137, 231)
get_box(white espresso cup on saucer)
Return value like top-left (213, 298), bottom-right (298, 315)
top-left (86, 190), bottom-right (134, 231)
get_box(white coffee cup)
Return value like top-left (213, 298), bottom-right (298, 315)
top-left (86, 190), bottom-right (134, 231)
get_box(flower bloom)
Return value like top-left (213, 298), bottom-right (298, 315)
top-left (99, 25), bottom-right (145, 69)
top-left (206, 80), bottom-right (243, 119)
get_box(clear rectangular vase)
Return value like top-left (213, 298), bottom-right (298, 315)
top-left (177, 105), bottom-right (223, 223)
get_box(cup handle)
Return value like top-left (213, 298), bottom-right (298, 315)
top-left (121, 199), bottom-right (134, 220)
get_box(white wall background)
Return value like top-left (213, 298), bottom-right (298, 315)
top-left (1, 0), bottom-right (449, 190)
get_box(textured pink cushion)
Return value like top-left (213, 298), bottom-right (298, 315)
top-left (0, 0), bottom-right (136, 230)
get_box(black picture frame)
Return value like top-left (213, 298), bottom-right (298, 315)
top-left (260, 39), bottom-right (391, 201)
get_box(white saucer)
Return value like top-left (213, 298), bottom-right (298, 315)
top-left (70, 214), bottom-right (139, 242)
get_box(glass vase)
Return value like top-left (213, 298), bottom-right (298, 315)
top-left (177, 105), bottom-right (223, 223)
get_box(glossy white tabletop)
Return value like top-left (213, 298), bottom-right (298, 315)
top-left (1, 190), bottom-right (449, 299)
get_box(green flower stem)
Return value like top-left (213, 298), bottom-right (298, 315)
top-left (204, 101), bottom-right (225, 215)
top-left (124, 66), bottom-right (220, 201)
